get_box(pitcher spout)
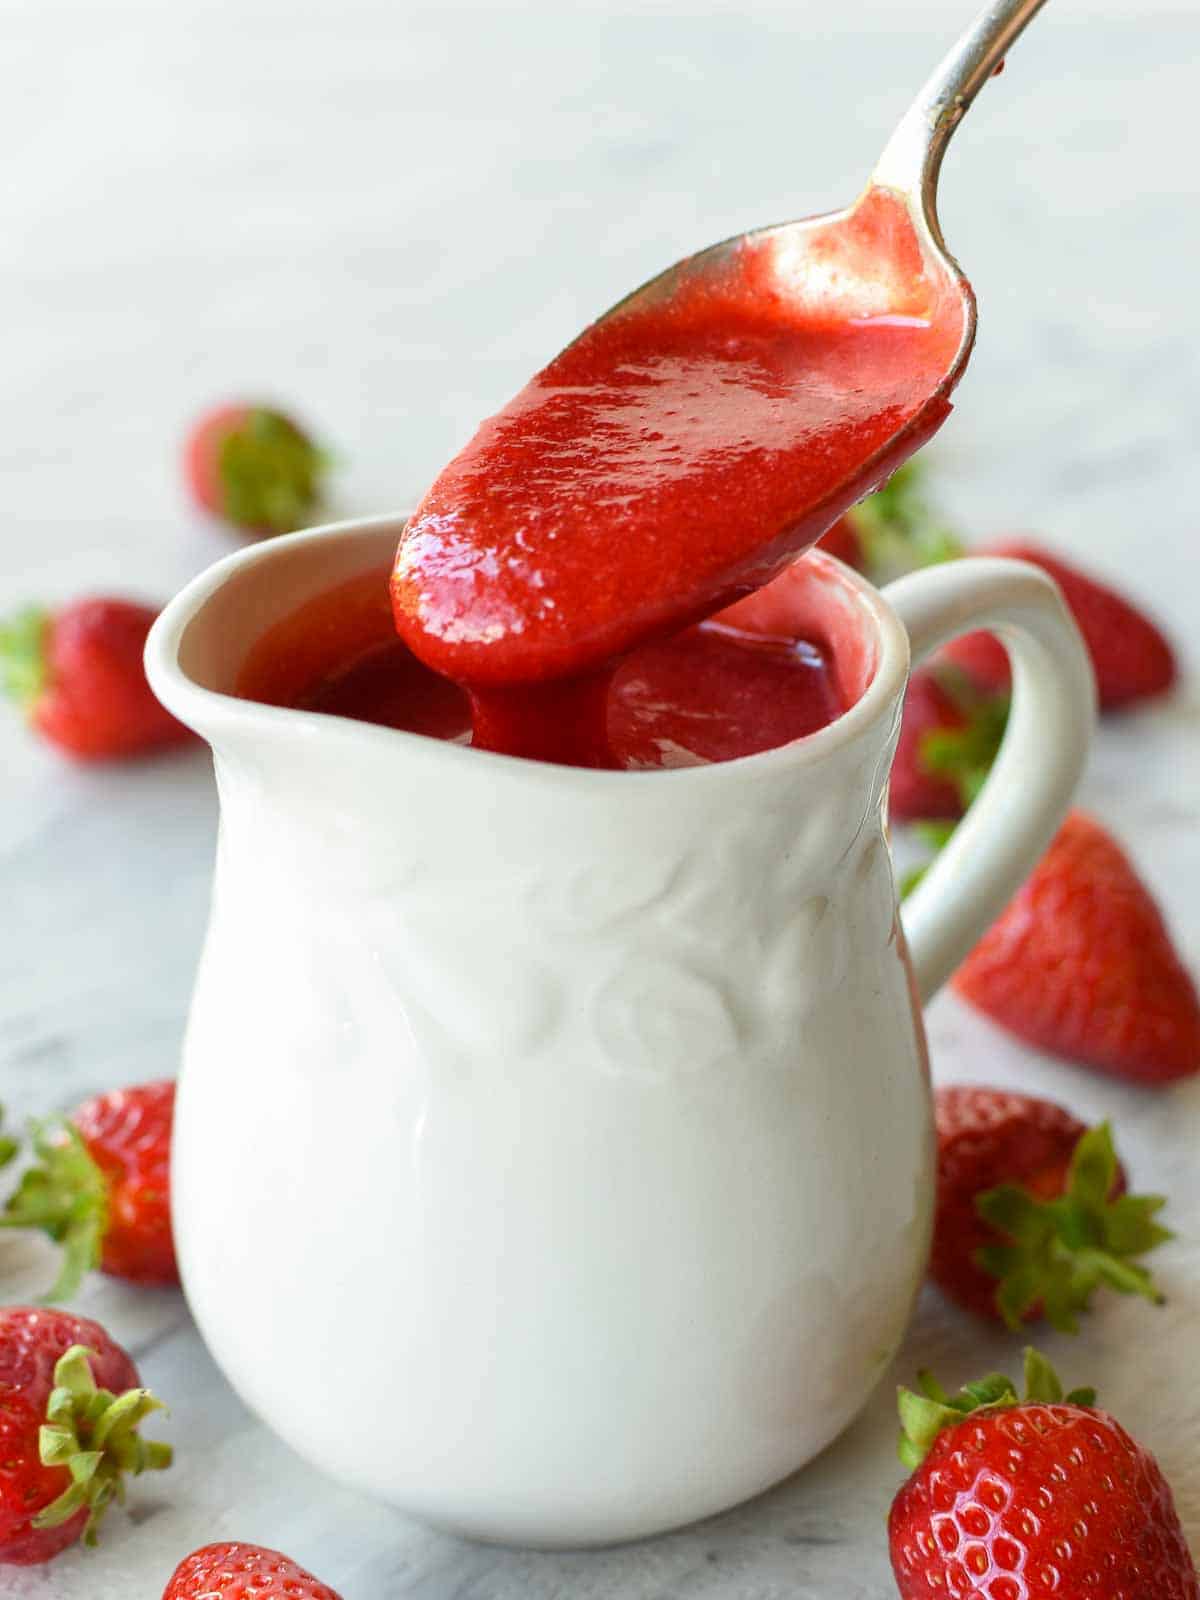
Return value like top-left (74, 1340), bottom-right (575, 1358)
top-left (145, 516), bottom-right (412, 759)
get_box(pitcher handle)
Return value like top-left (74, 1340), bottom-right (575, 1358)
top-left (884, 557), bottom-right (1096, 1004)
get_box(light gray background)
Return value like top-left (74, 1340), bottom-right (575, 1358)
top-left (2, 1), bottom-right (1197, 1595)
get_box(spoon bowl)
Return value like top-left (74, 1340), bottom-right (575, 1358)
top-left (393, 0), bottom-right (1052, 698)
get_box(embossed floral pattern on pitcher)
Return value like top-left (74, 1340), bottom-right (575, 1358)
top-left (147, 518), bottom-right (1093, 1547)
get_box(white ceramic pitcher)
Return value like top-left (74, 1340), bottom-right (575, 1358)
top-left (146, 520), bottom-right (1093, 1547)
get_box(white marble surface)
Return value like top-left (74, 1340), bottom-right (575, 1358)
top-left (2, 0), bottom-right (1198, 1594)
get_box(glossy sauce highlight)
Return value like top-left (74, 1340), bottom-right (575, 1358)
top-left (237, 569), bottom-right (845, 770)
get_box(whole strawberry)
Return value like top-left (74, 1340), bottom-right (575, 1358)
top-left (0, 600), bottom-right (191, 761)
top-left (163, 1543), bottom-right (342, 1600)
top-left (3, 1082), bottom-right (177, 1302)
top-left (184, 403), bottom-right (328, 535)
top-left (889, 1349), bottom-right (1199, 1599)
top-left (932, 1086), bottom-right (1170, 1329)
top-left (955, 810), bottom-right (1200, 1084)
top-left (944, 539), bottom-right (1177, 710)
top-left (0, 1307), bottom-right (171, 1565)
top-left (890, 666), bottom-right (1007, 823)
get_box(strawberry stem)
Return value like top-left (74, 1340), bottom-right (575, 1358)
top-left (34, 1345), bottom-right (171, 1546)
top-left (898, 1348), bottom-right (1096, 1471)
top-left (218, 410), bottom-right (327, 534)
top-left (0, 608), bottom-right (49, 709)
top-left (975, 1122), bottom-right (1170, 1333)
top-left (1, 1118), bottom-right (108, 1302)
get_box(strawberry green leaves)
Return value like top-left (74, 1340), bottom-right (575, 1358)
top-left (216, 409), bottom-right (328, 535)
top-left (976, 1122), bottom-right (1171, 1334)
top-left (919, 689), bottom-right (1009, 810)
top-left (848, 461), bottom-right (965, 584)
top-left (34, 1345), bottom-right (171, 1547)
top-left (896, 685), bottom-right (1007, 896)
top-left (0, 609), bottom-right (49, 710)
top-left (898, 1370), bottom-right (1017, 1471)
top-left (2, 1118), bottom-right (109, 1303)
top-left (898, 1348), bottom-right (1096, 1471)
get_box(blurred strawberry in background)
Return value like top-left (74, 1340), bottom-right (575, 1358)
top-left (0, 599), bottom-right (190, 761)
top-left (889, 665), bottom-right (1008, 823)
top-left (954, 810), bottom-right (1200, 1085)
top-left (944, 538), bottom-right (1177, 710)
top-left (3, 1081), bottom-right (178, 1302)
top-left (183, 403), bottom-right (329, 536)
top-left (824, 461), bottom-right (1178, 713)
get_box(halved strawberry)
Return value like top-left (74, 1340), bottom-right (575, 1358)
top-left (955, 811), bottom-right (1200, 1085)
top-left (945, 539), bottom-right (1177, 710)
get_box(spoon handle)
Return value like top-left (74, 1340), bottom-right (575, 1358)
top-left (872, 0), bottom-right (1051, 231)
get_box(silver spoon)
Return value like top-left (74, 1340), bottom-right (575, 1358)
top-left (395, 0), bottom-right (1053, 688)
top-left (872, 0), bottom-right (1052, 374)
top-left (607, 0), bottom-right (1052, 466)
top-left (623, 0), bottom-right (1051, 387)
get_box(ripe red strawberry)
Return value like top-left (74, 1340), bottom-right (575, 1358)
top-left (184, 403), bottom-right (328, 535)
top-left (932, 1086), bottom-right (1169, 1330)
top-left (0, 600), bottom-right (191, 761)
top-left (3, 1082), bottom-right (178, 1303)
top-left (163, 1543), bottom-right (343, 1600)
top-left (0, 1307), bottom-right (171, 1565)
top-left (944, 539), bottom-right (1177, 710)
top-left (955, 811), bottom-right (1200, 1085)
top-left (889, 1349), bottom-right (1199, 1600)
top-left (890, 666), bottom-right (1008, 823)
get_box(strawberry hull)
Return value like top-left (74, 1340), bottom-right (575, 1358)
top-left (954, 812), bottom-right (1200, 1086)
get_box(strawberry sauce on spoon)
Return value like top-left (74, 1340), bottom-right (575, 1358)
top-left (392, 0), bottom-right (1051, 767)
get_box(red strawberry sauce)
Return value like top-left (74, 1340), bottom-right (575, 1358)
top-left (237, 568), bottom-right (846, 770)
top-left (243, 189), bottom-right (962, 768)
top-left (390, 187), bottom-right (963, 765)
